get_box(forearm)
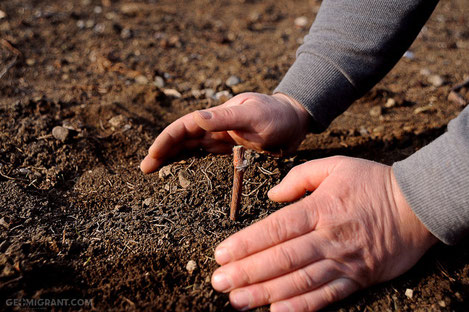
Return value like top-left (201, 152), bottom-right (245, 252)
top-left (393, 106), bottom-right (469, 245)
top-left (275, 0), bottom-right (439, 130)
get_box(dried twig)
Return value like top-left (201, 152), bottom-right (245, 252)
top-left (448, 77), bottom-right (469, 106)
top-left (450, 77), bottom-right (469, 92)
top-left (0, 39), bottom-right (21, 80)
top-left (230, 146), bottom-right (247, 221)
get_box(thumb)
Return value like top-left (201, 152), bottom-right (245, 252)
top-left (193, 95), bottom-right (260, 132)
top-left (268, 157), bottom-right (340, 203)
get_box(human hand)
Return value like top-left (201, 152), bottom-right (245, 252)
top-left (140, 92), bottom-right (311, 173)
top-left (211, 156), bottom-right (438, 311)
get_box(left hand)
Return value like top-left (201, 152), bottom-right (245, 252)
top-left (211, 156), bottom-right (438, 311)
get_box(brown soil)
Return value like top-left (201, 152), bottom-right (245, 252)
top-left (1, 0), bottom-right (468, 311)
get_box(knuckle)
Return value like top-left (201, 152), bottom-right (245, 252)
top-left (266, 217), bottom-right (288, 244)
top-left (289, 165), bottom-right (301, 176)
top-left (294, 268), bottom-right (316, 291)
top-left (275, 244), bottom-right (298, 272)
top-left (322, 283), bottom-right (340, 304)
top-left (219, 107), bottom-right (236, 119)
top-left (259, 284), bottom-right (273, 304)
top-left (235, 263), bottom-right (253, 286)
top-left (299, 295), bottom-right (315, 312)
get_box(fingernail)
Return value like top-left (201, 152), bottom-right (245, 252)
top-left (214, 247), bottom-right (231, 264)
top-left (272, 301), bottom-right (293, 312)
top-left (198, 110), bottom-right (212, 119)
top-left (231, 290), bottom-right (252, 311)
top-left (212, 272), bottom-right (232, 292)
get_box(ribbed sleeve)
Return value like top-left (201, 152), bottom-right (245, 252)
top-left (275, 0), bottom-right (439, 130)
top-left (393, 106), bottom-right (469, 245)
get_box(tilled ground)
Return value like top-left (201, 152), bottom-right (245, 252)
top-left (0, 0), bottom-right (468, 311)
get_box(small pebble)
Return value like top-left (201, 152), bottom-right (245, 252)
top-left (373, 125), bottom-right (385, 134)
top-left (163, 88), bottom-right (182, 98)
top-left (428, 74), bottom-right (444, 87)
top-left (178, 170), bottom-right (191, 188)
top-left (18, 168), bottom-right (31, 175)
top-left (159, 165), bottom-right (172, 179)
top-left (369, 105), bottom-right (382, 117)
top-left (121, 27), bottom-right (133, 39)
top-left (385, 98), bottom-right (396, 108)
top-left (359, 126), bottom-right (369, 136)
top-left (0, 10), bottom-right (7, 19)
top-left (414, 104), bottom-right (435, 114)
top-left (153, 76), bottom-right (165, 88)
top-left (403, 51), bottom-right (414, 60)
top-left (405, 288), bottom-right (413, 299)
top-left (135, 75), bottom-right (149, 85)
top-left (94, 23), bottom-right (105, 34)
top-left (191, 89), bottom-right (203, 98)
top-left (214, 90), bottom-right (233, 102)
top-left (438, 300), bottom-right (446, 308)
top-left (419, 68), bottom-right (431, 76)
top-left (142, 197), bottom-right (152, 207)
top-left (294, 16), bottom-right (308, 28)
top-left (204, 88), bottom-right (215, 99)
top-left (204, 78), bottom-right (222, 89)
top-left (52, 126), bottom-right (69, 142)
top-left (226, 75), bottom-right (241, 87)
top-left (108, 115), bottom-right (128, 128)
top-left (186, 260), bottom-right (197, 274)
top-left (85, 19), bottom-right (95, 29)
top-left (94, 6), bottom-right (103, 14)
top-left (77, 20), bottom-right (85, 29)
top-left (26, 58), bottom-right (36, 66)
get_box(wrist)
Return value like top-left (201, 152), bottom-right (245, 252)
top-left (389, 167), bottom-right (439, 250)
top-left (272, 92), bottom-right (313, 136)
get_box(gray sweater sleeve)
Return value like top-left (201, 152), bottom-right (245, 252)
top-left (393, 107), bottom-right (469, 245)
top-left (275, 0), bottom-right (469, 245)
top-left (274, 0), bottom-right (438, 131)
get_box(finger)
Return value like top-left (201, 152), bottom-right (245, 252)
top-left (193, 99), bottom-right (262, 132)
top-left (268, 157), bottom-right (341, 203)
top-left (270, 277), bottom-right (359, 312)
top-left (140, 137), bottom-right (234, 173)
top-left (228, 259), bottom-right (342, 311)
top-left (140, 113), bottom-right (206, 173)
top-left (212, 230), bottom-right (328, 292)
top-left (214, 199), bottom-right (319, 265)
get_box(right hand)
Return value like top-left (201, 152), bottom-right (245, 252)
top-left (140, 92), bottom-right (312, 173)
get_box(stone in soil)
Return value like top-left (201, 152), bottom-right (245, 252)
top-left (294, 16), bottom-right (308, 28)
top-left (52, 126), bottom-right (69, 142)
top-left (108, 115), bottom-right (128, 128)
top-left (226, 75), bottom-right (241, 87)
top-left (178, 170), bottom-right (191, 188)
top-left (186, 260), bottom-right (197, 275)
top-left (214, 90), bottom-right (232, 102)
top-left (385, 98), bottom-right (396, 108)
top-left (428, 74), bottom-right (444, 87)
top-left (153, 76), bottom-right (165, 88)
top-left (135, 75), bottom-right (149, 85)
top-left (158, 165), bottom-right (172, 179)
top-left (414, 104), bottom-right (435, 114)
top-left (142, 198), bottom-right (152, 207)
top-left (369, 105), bottom-right (382, 117)
top-left (163, 89), bottom-right (182, 98)
top-left (405, 288), bottom-right (413, 299)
